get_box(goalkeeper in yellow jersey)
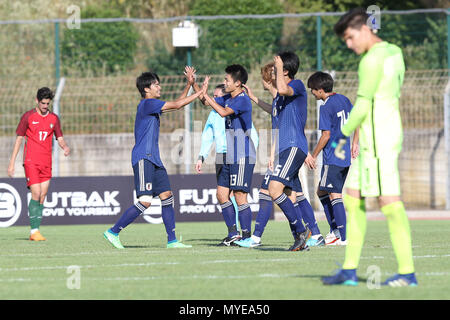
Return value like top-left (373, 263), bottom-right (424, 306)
top-left (322, 8), bottom-right (417, 287)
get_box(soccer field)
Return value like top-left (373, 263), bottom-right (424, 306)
top-left (1, 219), bottom-right (449, 300)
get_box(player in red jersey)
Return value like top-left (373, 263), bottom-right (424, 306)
top-left (8, 87), bottom-right (70, 241)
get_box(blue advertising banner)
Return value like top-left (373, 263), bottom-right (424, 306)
top-left (0, 174), bottom-right (270, 227)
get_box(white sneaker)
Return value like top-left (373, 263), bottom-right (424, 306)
top-left (325, 229), bottom-right (340, 245)
top-left (327, 238), bottom-right (347, 246)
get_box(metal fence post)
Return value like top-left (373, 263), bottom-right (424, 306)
top-left (447, 8), bottom-right (450, 74)
top-left (316, 15), bottom-right (322, 71)
top-left (54, 22), bottom-right (60, 84)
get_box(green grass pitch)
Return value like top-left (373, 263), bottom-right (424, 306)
top-left (0, 219), bottom-right (449, 300)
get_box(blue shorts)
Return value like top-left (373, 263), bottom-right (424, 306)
top-left (269, 147), bottom-right (306, 189)
top-left (133, 159), bottom-right (171, 198)
top-left (319, 164), bottom-right (349, 193)
top-left (261, 168), bottom-right (303, 193)
top-left (218, 157), bottom-right (255, 193)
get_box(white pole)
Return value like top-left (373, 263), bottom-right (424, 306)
top-left (444, 80), bottom-right (450, 209)
top-left (52, 77), bottom-right (65, 177)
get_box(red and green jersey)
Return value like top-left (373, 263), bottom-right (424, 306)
top-left (16, 108), bottom-right (63, 167)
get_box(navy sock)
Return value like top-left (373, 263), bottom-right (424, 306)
top-left (274, 193), bottom-right (306, 233)
top-left (291, 202), bottom-right (301, 239)
top-left (161, 196), bottom-right (176, 243)
top-left (320, 195), bottom-right (337, 232)
top-left (297, 195), bottom-right (320, 236)
top-left (110, 202), bottom-right (146, 234)
top-left (220, 201), bottom-right (238, 237)
top-left (254, 193), bottom-right (273, 238)
top-left (238, 204), bottom-right (252, 237)
top-left (331, 198), bottom-right (346, 241)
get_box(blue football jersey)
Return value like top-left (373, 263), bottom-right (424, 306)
top-left (131, 98), bottom-right (165, 167)
top-left (215, 91), bottom-right (256, 164)
top-left (272, 79), bottom-right (308, 155)
top-left (319, 93), bottom-right (353, 167)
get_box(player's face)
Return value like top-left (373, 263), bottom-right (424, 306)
top-left (342, 26), bottom-right (368, 55)
top-left (36, 98), bottom-right (51, 115)
top-left (213, 88), bottom-right (224, 98)
top-left (148, 81), bottom-right (161, 98)
top-left (224, 74), bottom-right (239, 93)
top-left (310, 89), bottom-right (322, 100)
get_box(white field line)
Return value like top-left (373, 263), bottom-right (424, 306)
top-left (0, 254), bottom-right (449, 273)
top-left (0, 244), bottom-right (435, 258)
top-left (1, 271), bottom-right (450, 284)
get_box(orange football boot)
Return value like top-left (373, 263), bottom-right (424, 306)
top-left (29, 230), bottom-right (46, 241)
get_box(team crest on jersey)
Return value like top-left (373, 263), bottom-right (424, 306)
top-left (146, 183), bottom-right (152, 191)
top-left (272, 108), bottom-right (277, 117)
top-left (49, 123), bottom-right (54, 129)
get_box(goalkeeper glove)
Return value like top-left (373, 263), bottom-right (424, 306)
top-left (331, 130), bottom-right (349, 160)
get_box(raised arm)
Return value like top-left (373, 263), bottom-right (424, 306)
top-left (161, 77), bottom-right (207, 112)
top-left (242, 84), bottom-right (272, 114)
top-left (274, 55), bottom-right (294, 97)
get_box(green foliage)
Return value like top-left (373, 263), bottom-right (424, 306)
top-left (61, 6), bottom-right (139, 76)
top-left (147, 0), bottom-right (284, 75)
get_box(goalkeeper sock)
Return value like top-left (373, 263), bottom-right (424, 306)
top-left (331, 198), bottom-right (346, 241)
top-left (342, 194), bottom-right (366, 270)
top-left (381, 201), bottom-right (415, 274)
top-left (253, 192), bottom-right (272, 238)
top-left (110, 203), bottom-right (146, 234)
top-left (29, 199), bottom-right (42, 230)
top-left (161, 196), bottom-right (176, 243)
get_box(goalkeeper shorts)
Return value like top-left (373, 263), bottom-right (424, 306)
top-left (345, 152), bottom-right (401, 197)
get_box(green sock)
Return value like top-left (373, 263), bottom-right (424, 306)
top-left (342, 194), bottom-right (366, 270)
top-left (381, 201), bottom-right (415, 274)
top-left (29, 199), bottom-right (42, 230)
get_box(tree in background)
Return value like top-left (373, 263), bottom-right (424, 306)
top-left (147, 0), bottom-right (284, 75)
top-left (61, 5), bottom-right (139, 76)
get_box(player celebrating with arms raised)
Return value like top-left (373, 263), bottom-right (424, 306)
top-left (322, 8), bottom-right (417, 287)
top-left (8, 87), bottom-right (70, 241)
top-left (103, 67), bottom-right (207, 249)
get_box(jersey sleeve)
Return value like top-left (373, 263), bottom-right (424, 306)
top-left (214, 94), bottom-right (230, 107)
top-left (228, 95), bottom-right (251, 115)
top-left (319, 104), bottom-right (332, 131)
top-left (53, 115), bottom-right (63, 139)
top-left (141, 99), bottom-right (165, 115)
top-left (341, 53), bottom-right (382, 137)
top-left (16, 111), bottom-right (30, 136)
top-left (289, 79), bottom-right (306, 97)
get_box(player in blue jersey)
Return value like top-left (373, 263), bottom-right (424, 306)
top-left (199, 65), bottom-right (256, 245)
top-left (305, 71), bottom-right (359, 246)
top-left (103, 67), bottom-right (207, 249)
top-left (195, 84), bottom-right (259, 246)
top-left (234, 61), bottom-right (314, 248)
top-left (263, 52), bottom-right (312, 252)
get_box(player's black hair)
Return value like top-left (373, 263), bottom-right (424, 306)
top-left (334, 8), bottom-right (370, 37)
top-left (136, 71), bottom-right (160, 98)
top-left (225, 64), bottom-right (248, 85)
top-left (307, 72), bottom-right (334, 93)
top-left (277, 51), bottom-right (299, 79)
top-left (36, 87), bottom-right (54, 101)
